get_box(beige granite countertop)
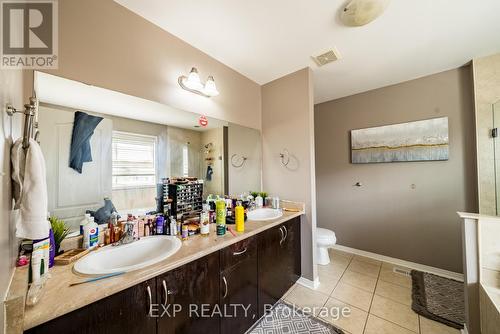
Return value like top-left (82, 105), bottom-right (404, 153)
top-left (20, 207), bottom-right (304, 330)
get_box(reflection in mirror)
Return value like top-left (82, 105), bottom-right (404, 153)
top-left (227, 123), bottom-right (262, 196)
top-left (34, 71), bottom-right (261, 232)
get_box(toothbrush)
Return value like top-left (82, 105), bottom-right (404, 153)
top-left (227, 226), bottom-right (237, 237)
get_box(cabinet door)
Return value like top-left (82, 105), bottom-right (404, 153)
top-left (257, 223), bottom-right (286, 316)
top-left (25, 278), bottom-right (157, 334)
top-left (281, 217), bottom-right (302, 291)
top-left (156, 252), bottom-right (220, 334)
top-left (220, 256), bottom-right (258, 334)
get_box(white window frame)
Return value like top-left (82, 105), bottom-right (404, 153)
top-left (112, 131), bottom-right (157, 190)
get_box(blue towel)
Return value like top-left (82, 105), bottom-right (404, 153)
top-left (89, 198), bottom-right (118, 224)
top-left (69, 111), bottom-right (103, 173)
top-left (206, 165), bottom-right (213, 181)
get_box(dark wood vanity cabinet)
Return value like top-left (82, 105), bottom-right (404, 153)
top-left (26, 217), bottom-right (301, 334)
top-left (282, 217), bottom-right (302, 287)
top-left (25, 278), bottom-right (158, 334)
top-left (156, 252), bottom-right (220, 334)
top-left (257, 217), bottom-right (301, 316)
top-left (220, 237), bottom-right (258, 334)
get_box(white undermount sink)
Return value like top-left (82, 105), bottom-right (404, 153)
top-left (247, 208), bottom-right (283, 221)
top-left (73, 236), bottom-right (182, 275)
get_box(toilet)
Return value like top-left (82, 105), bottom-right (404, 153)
top-left (316, 228), bottom-right (337, 265)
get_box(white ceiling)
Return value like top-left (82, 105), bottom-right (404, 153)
top-left (115, 0), bottom-right (500, 103)
top-left (34, 72), bottom-right (227, 131)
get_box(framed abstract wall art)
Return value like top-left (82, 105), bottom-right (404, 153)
top-left (351, 117), bottom-right (449, 163)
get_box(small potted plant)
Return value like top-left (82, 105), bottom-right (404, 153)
top-left (50, 216), bottom-right (70, 255)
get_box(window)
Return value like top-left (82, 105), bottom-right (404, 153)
top-left (112, 131), bottom-right (157, 189)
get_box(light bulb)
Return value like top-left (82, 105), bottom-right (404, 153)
top-left (204, 76), bottom-right (219, 97)
top-left (184, 67), bottom-right (203, 90)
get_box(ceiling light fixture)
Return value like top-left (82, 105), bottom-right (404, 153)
top-left (178, 67), bottom-right (220, 97)
top-left (341, 0), bottom-right (391, 27)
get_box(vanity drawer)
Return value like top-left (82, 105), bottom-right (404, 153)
top-left (220, 236), bottom-right (257, 271)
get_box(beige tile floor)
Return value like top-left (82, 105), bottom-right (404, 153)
top-left (283, 249), bottom-right (461, 334)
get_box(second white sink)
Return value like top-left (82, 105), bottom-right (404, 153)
top-left (247, 208), bottom-right (283, 221)
top-left (74, 236), bottom-right (182, 275)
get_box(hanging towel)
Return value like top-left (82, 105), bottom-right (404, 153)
top-left (11, 138), bottom-right (50, 240)
top-left (69, 111), bottom-right (103, 173)
top-left (206, 165), bottom-right (213, 181)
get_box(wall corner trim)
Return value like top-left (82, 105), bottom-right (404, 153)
top-left (297, 276), bottom-right (320, 290)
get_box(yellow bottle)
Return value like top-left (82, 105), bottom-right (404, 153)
top-left (235, 201), bottom-right (245, 232)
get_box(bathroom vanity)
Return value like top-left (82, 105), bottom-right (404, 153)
top-left (22, 211), bottom-right (302, 334)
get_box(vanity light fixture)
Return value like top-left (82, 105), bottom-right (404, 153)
top-left (178, 67), bottom-right (220, 97)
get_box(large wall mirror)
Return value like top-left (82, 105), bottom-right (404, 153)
top-left (34, 71), bottom-right (262, 232)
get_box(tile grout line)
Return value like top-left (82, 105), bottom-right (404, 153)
top-left (367, 314), bottom-right (420, 334)
top-left (362, 261), bottom-right (382, 334)
top-left (368, 263), bottom-right (422, 334)
top-left (323, 252), bottom-right (454, 334)
top-left (314, 252), bottom-right (354, 333)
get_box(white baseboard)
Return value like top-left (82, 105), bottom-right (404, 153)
top-left (297, 276), bottom-right (320, 289)
top-left (460, 324), bottom-right (468, 334)
top-left (332, 244), bottom-right (464, 282)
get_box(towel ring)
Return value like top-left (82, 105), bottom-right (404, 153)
top-left (5, 97), bottom-right (38, 149)
top-left (230, 154), bottom-right (247, 168)
top-left (279, 149), bottom-right (290, 167)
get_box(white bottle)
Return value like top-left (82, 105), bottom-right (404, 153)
top-left (200, 206), bottom-right (210, 236)
top-left (83, 217), bottom-right (99, 249)
top-left (255, 195), bottom-right (263, 208)
top-left (170, 217), bottom-right (177, 236)
top-left (80, 213), bottom-right (91, 235)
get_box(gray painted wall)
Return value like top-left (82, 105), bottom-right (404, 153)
top-left (314, 67), bottom-right (477, 273)
top-left (262, 68), bottom-right (317, 281)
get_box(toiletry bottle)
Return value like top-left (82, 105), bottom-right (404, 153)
top-left (156, 216), bottom-right (165, 235)
top-left (31, 251), bottom-right (43, 284)
top-left (137, 220), bottom-right (144, 238)
top-left (80, 213), bottom-right (91, 235)
top-left (48, 215), bottom-right (55, 267)
top-left (133, 220), bottom-right (139, 238)
top-left (255, 195), bottom-right (263, 208)
top-left (83, 217), bottom-right (99, 249)
top-left (225, 198), bottom-right (233, 218)
top-left (104, 229), bottom-right (111, 245)
top-left (181, 225), bottom-right (189, 240)
top-left (235, 201), bottom-right (245, 232)
top-left (216, 199), bottom-right (226, 236)
top-left (200, 204), bottom-right (210, 236)
top-left (170, 217), bottom-right (177, 236)
top-left (272, 196), bottom-right (280, 209)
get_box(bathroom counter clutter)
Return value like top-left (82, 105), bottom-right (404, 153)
top-left (19, 206), bottom-right (304, 331)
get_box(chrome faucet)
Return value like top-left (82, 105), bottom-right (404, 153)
top-left (113, 222), bottom-right (135, 246)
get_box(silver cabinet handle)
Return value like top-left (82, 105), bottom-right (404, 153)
top-left (283, 225), bottom-right (288, 242)
top-left (222, 276), bottom-right (228, 299)
top-left (162, 280), bottom-right (168, 307)
top-left (279, 226), bottom-right (285, 245)
top-left (233, 247), bottom-right (247, 256)
top-left (146, 285), bottom-right (152, 316)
